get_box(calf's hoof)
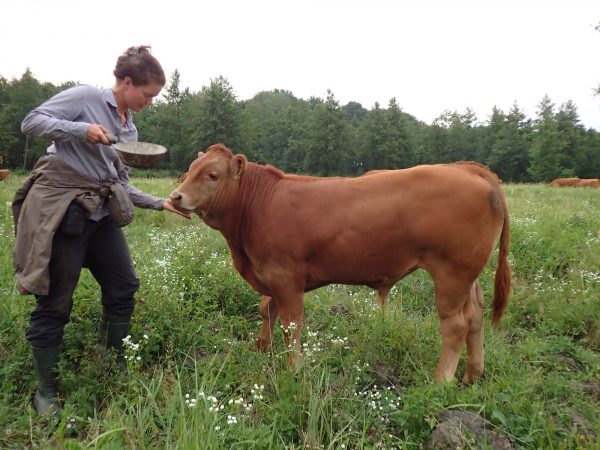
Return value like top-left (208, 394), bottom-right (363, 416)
top-left (462, 365), bottom-right (484, 384)
top-left (433, 369), bottom-right (456, 385)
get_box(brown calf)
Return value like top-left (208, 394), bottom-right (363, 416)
top-left (170, 144), bottom-right (511, 384)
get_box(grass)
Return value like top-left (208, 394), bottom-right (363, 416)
top-left (0, 177), bottom-right (599, 449)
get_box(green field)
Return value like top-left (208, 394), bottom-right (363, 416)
top-left (1, 177), bottom-right (599, 449)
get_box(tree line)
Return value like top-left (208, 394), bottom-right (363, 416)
top-left (1, 68), bottom-right (599, 182)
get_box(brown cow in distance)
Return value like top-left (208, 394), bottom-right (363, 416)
top-left (0, 169), bottom-right (10, 181)
top-left (548, 177), bottom-right (580, 187)
top-left (170, 144), bottom-right (511, 384)
top-left (576, 178), bottom-right (600, 188)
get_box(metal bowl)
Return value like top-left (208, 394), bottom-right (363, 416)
top-left (114, 142), bottom-right (167, 169)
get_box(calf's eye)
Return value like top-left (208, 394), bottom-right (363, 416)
top-left (208, 172), bottom-right (219, 181)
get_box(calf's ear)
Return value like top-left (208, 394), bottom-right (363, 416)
top-left (231, 154), bottom-right (247, 180)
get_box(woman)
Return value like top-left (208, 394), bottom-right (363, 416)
top-left (14, 45), bottom-right (188, 414)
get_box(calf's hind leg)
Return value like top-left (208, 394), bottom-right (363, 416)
top-left (433, 276), bottom-right (472, 383)
top-left (462, 281), bottom-right (485, 384)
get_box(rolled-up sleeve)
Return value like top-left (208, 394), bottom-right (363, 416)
top-left (21, 85), bottom-right (91, 141)
top-left (116, 163), bottom-right (164, 210)
top-left (124, 183), bottom-right (164, 210)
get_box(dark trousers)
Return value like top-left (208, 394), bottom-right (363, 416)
top-left (26, 216), bottom-right (140, 348)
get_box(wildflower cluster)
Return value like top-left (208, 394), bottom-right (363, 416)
top-left (533, 266), bottom-right (600, 296)
top-left (122, 334), bottom-right (149, 370)
top-left (183, 384), bottom-right (267, 431)
top-left (584, 230), bottom-right (598, 246)
top-left (281, 322), bottom-right (298, 350)
top-left (354, 384), bottom-right (402, 424)
top-left (299, 324), bottom-right (353, 363)
top-left (302, 329), bottom-right (323, 361)
top-left (353, 360), bottom-right (370, 382)
top-left (184, 393), bottom-right (199, 408)
top-left (578, 269), bottom-right (600, 284)
top-left (251, 383), bottom-right (265, 400)
top-left (512, 216), bottom-right (537, 226)
top-left (331, 335), bottom-right (349, 347)
top-left (281, 321), bottom-right (298, 333)
top-left (133, 227), bottom-right (209, 299)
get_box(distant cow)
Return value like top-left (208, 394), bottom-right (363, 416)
top-left (576, 178), bottom-right (600, 188)
top-left (0, 169), bottom-right (10, 181)
top-left (548, 177), bottom-right (580, 187)
top-left (170, 144), bottom-right (511, 384)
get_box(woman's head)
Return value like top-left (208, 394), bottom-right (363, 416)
top-left (114, 45), bottom-right (165, 86)
top-left (113, 46), bottom-right (165, 112)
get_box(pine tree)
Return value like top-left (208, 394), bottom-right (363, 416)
top-left (485, 103), bottom-right (531, 182)
top-left (384, 98), bottom-right (414, 168)
top-left (528, 95), bottom-right (567, 181)
top-left (356, 102), bottom-right (387, 172)
top-left (556, 100), bottom-right (586, 177)
top-left (303, 90), bottom-right (352, 175)
top-left (189, 76), bottom-right (241, 157)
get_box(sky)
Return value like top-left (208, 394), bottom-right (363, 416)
top-left (2, 0), bottom-right (600, 130)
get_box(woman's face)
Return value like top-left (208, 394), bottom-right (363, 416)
top-left (122, 78), bottom-right (163, 112)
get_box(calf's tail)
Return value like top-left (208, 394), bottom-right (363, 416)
top-left (492, 200), bottom-right (511, 326)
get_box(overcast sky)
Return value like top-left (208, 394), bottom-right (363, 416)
top-left (2, 0), bottom-right (599, 129)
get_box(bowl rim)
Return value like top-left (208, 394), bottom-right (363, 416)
top-left (114, 141), bottom-right (167, 156)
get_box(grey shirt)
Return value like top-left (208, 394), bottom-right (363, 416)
top-left (21, 84), bottom-right (164, 218)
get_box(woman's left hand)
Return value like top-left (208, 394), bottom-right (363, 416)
top-left (162, 199), bottom-right (191, 219)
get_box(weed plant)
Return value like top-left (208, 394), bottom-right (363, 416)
top-left (0, 178), bottom-right (598, 448)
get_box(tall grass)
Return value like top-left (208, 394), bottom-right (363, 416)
top-left (0, 178), bottom-right (598, 448)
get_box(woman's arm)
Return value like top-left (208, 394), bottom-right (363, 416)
top-left (115, 162), bottom-right (189, 218)
top-left (21, 85), bottom-right (91, 142)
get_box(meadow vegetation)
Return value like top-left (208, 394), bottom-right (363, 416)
top-left (0, 177), bottom-right (598, 449)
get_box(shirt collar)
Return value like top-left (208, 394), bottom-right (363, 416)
top-left (103, 88), bottom-right (133, 126)
top-left (103, 88), bottom-right (118, 109)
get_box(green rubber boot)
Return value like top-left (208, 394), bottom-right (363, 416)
top-left (98, 312), bottom-right (132, 359)
top-left (32, 346), bottom-right (62, 415)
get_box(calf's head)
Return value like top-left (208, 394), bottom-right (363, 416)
top-left (170, 144), bottom-right (247, 218)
